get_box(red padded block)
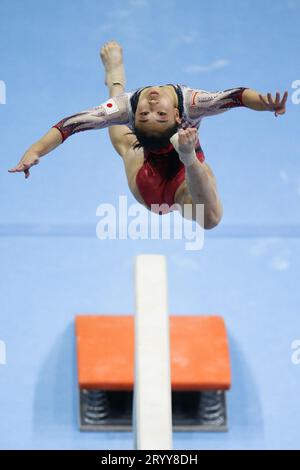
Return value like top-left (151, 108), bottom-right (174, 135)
top-left (76, 315), bottom-right (231, 391)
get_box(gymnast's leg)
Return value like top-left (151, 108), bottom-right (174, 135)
top-left (172, 130), bottom-right (223, 229)
top-left (100, 41), bottom-right (147, 206)
top-left (100, 41), bottom-right (135, 156)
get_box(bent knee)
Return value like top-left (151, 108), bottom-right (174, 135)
top-left (203, 202), bottom-right (223, 229)
top-left (203, 212), bottom-right (222, 229)
top-left (179, 195), bottom-right (223, 229)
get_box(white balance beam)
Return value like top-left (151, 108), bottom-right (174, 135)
top-left (133, 255), bottom-right (173, 450)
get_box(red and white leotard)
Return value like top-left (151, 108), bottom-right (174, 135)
top-left (52, 84), bottom-right (247, 212)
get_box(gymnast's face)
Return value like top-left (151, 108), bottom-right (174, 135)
top-left (135, 87), bottom-right (181, 132)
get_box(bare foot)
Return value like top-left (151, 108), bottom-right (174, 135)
top-left (100, 40), bottom-right (125, 87)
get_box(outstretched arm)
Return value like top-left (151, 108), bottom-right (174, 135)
top-left (186, 87), bottom-right (288, 120)
top-left (8, 127), bottom-right (62, 179)
top-left (9, 95), bottom-right (130, 178)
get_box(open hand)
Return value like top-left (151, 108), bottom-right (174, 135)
top-left (8, 151), bottom-right (40, 179)
top-left (259, 91), bottom-right (288, 116)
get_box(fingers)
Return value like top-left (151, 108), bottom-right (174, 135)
top-left (8, 165), bottom-right (31, 178)
top-left (259, 94), bottom-right (268, 106)
top-left (8, 158), bottom-right (39, 176)
top-left (260, 91), bottom-right (288, 116)
top-left (275, 90), bottom-right (288, 106)
top-left (178, 127), bottom-right (198, 139)
top-left (274, 91), bottom-right (288, 116)
top-left (100, 40), bottom-right (122, 54)
top-left (274, 91), bottom-right (281, 116)
top-left (8, 163), bottom-right (27, 173)
top-left (281, 91), bottom-right (288, 105)
top-left (260, 92), bottom-right (276, 107)
top-left (267, 92), bottom-right (274, 106)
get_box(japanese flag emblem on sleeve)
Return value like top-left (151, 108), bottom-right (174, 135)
top-left (103, 99), bottom-right (120, 115)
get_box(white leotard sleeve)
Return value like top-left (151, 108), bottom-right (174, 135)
top-left (180, 85), bottom-right (248, 128)
top-left (52, 92), bottom-right (133, 142)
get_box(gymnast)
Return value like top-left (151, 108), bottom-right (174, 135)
top-left (9, 41), bottom-right (288, 228)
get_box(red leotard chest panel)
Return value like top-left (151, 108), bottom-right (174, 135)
top-left (136, 140), bottom-right (205, 214)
